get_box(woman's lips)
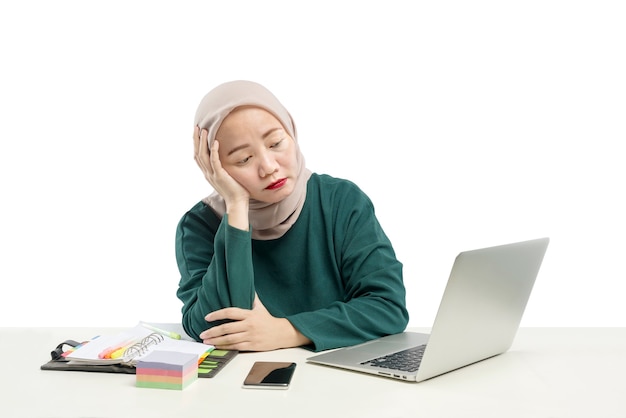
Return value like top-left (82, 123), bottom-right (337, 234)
top-left (266, 178), bottom-right (287, 190)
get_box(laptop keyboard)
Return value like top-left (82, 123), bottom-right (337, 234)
top-left (360, 344), bottom-right (426, 373)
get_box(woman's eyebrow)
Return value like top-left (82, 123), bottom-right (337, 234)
top-left (262, 127), bottom-right (284, 139)
top-left (226, 143), bottom-right (250, 156)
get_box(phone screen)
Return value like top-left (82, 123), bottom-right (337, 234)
top-left (242, 361), bottom-right (296, 389)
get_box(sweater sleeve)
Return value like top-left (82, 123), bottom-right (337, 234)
top-left (286, 182), bottom-right (409, 351)
top-left (175, 205), bottom-right (255, 341)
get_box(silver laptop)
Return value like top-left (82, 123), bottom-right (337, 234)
top-left (307, 237), bottom-right (549, 382)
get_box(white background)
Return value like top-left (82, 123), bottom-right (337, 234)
top-left (1, 1), bottom-right (624, 327)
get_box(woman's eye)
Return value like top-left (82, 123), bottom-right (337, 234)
top-left (237, 156), bottom-right (251, 165)
top-left (270, 138), bottom-right (284, 148)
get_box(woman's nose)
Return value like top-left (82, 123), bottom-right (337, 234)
top-left (258, 152), bottom-right (278, 177)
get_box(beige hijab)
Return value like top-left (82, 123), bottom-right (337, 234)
top-left (194, 80), bottom-right (311, 240)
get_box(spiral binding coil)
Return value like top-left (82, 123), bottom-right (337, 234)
top-left (122, 333), bottom-right (165, 362)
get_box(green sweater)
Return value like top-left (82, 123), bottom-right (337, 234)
top-left (176, 173), bottom-right (408, 351)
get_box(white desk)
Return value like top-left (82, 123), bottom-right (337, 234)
top-left (3, 327), bottom-right (625, 417)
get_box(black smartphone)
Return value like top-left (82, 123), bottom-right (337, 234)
top-left (242, 361), bottom-right (297, 389)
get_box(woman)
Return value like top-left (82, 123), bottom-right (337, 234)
top-left (176, 80), bottom-right (408, 352)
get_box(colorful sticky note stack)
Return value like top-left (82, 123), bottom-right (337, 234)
top-left (136, 351), bottom-right (198, 390)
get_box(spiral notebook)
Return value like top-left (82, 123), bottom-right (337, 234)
top-left (65, 324), bottom-right (212, 366)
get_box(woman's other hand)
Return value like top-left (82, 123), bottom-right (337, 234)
top-left (199, 295), bottom-right (311, 351)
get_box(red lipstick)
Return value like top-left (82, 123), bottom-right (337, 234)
top-left (266, 178), bottom-right (287, 190)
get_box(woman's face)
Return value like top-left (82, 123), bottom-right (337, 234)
top-left (215, 106), bottom-right (299, 203)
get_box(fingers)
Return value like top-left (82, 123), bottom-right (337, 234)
top-left (199, 316), bottom-right (248, 349)
top-left (205, 306), bottom-right (247, 323)
top-left (200, 325), bottom-right (256, 351)
top-left (200, 308), bottom-right (249, 344)
top-left (199, 320), bottom-right (240, 340)
top-left (193, 126), bottom-right (213, 175)
top-left (203, 334), bottom-right (248, 351)
top-left (193, 126), bottom-right (201, 160)
top-left (192, 125), bottom-right (200, 155)
top-left (209, 139), bottom-right (222, 173)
